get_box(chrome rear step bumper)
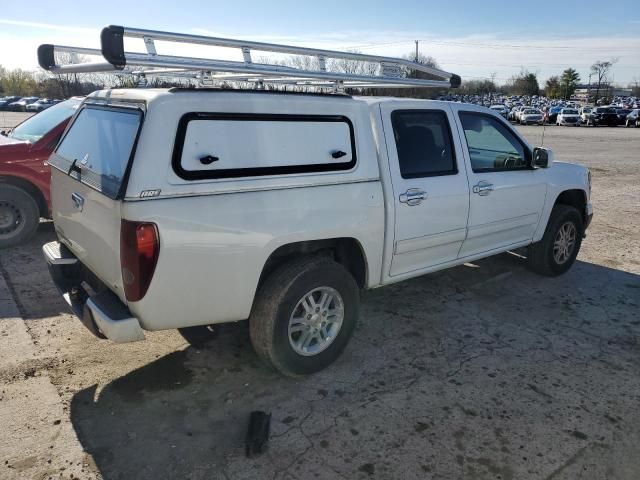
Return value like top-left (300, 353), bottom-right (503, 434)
top-left (42, 241), bottom-right (145, 343)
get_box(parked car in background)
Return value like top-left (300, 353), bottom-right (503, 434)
top-left (7, 96), bottom-right (40, 112)
top-left (0, 96), bottom-right (22, 110)
top-left (489, 105), bottom-right (509, 119)
top-left (557, 108), bottom-right (581, 126)
top-left (626, 109), bottom-right (640, 127)
top-left (520, 108), bottom-right (544, 125)
top-left (580, 107), bottom-right (593, 125)
top-left (591, 106), bottom-right (619, 127)
top-left (547, 106), bottom-right (563, 124)
top-left (514, 106), bottom-right (528, 123)
top-left (26, 99), bottom-right (57, 112)
top-left (0, 97), bottom-right (82, 248)
top-left (616, 109), bottom-right (631, 126)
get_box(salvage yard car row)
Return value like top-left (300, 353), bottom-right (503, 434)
top-left (0, 95), bottom-right (63, 112)
top-left (507, 104), bottom-right (639, 127)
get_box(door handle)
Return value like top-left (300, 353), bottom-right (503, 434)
top-left (399, 188), bottom-right (427, 206)
top-left (472, 181), bottom-right (494, 196)
top-left (71, 192), bottom-right (84, 211)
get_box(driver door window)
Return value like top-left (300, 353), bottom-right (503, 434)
top-left (459, 113), bottom-right (528, 172)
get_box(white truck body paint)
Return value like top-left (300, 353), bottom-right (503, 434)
top-left (47, 89), bottom-right (592, 339)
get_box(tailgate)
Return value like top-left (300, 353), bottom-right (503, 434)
top-left (48, 104), bottom-right (143, 301)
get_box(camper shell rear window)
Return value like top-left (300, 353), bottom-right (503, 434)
top-left (50, 104), bottom-right (143, 199)
top-left (172, 112), bottom-right (357, 180)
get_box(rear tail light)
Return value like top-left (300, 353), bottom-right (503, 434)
top-left (120, 220), bottom-right (159, 302)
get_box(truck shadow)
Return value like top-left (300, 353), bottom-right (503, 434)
top-left (68, 257), bottom-right (640, 480)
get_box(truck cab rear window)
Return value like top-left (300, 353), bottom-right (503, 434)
top-left (172, 113), bottom-right (356, 180)
top-left (391, 110), bottom-right (457, 178)
top-left (50, 106), bottom-right (142, 199)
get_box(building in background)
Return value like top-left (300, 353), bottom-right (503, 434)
top-left (572, 84), bottom-right (633, 103)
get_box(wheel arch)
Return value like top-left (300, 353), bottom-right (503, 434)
top-left (257, 237), bottom-right (368, 291)
top-left (554, 188), bottom-right (587, 225)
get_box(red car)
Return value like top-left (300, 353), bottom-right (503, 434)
top-left (0, 98), bottom-right (82, 248)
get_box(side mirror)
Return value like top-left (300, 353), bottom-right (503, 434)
top-left (532, 147), bottom-right (552, 169)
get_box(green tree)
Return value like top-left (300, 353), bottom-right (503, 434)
top-left (509, 69), bottom-right (540, 96)
top-left (0, 68), bottom-right (37, 96)
top-left (560, 68), bottom-right (580, 99)
top-left (545, 76), bottom-right (561, 98)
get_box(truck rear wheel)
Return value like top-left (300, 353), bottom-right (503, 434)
top-left (0, 184), bottom-right (40, 249)
top-left (527, 204), bottom-right (583, 276)
top-left (249, 256), bottom-right (359, 377)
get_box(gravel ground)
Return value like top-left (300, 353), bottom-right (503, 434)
top-left (0, 123), bottom-right (639, 480)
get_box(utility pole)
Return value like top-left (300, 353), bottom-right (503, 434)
top-left (415, 40), bottom-right (419, 62)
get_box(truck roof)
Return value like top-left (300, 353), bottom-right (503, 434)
top-left (86, 88), bottom-right (454, 110)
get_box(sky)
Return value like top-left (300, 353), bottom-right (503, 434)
top-left (1, 0), bottom-right (639, 87)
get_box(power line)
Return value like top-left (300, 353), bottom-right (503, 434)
top-left (342, 38), bottom-right (638, 53)
top-left (441, 61), bottom-right (639, 68)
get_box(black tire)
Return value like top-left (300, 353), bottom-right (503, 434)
top-left (249, 256), bottom-right (359, 377)
top-left (527, 204), bottom-right (583, 277)
top-left (0, 184), bottom-right (40, 249)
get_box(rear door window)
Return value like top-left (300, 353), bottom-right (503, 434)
top-left (390, 110), bottom-right (457, 178)
top-left (50, 106), bottom-right (142, 199)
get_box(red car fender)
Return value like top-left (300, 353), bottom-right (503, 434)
top-left (0, 120), bottom-right (70, 213)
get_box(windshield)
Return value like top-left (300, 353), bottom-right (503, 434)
top-left (9, 98), bottom-right (81, 143)
top-left (596, 107), bottom-right (615, 113)
top-left (562, 109), bottom-right (578, 115)
top-left (524, 109), bottom-right (540, 114)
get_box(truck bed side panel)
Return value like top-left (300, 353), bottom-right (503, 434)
top-left (122, 181), bottom-right (384, 330)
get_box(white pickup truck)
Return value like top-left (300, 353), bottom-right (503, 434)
top-left (43, 88), bottom-right (592, 376)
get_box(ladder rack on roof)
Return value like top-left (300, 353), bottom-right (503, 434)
top-left (38, 25), bottom-right (461, 91)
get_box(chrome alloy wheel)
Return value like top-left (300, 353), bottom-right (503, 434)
top-left (288, 287), bottom-right (344, 356)
top-left (553, 221), bottom-right (577, 264)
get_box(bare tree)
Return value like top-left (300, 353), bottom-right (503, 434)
top-left (630, 76), bottom-right (640, 97)
top-left (590, 59), bottom-right (617, 105)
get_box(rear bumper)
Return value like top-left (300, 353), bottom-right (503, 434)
top-left (42, 241), bottom-right (145, 343)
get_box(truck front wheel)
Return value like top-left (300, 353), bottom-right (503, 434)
top-left (249, 257), bottom-right (359, 377)
top-left (527, 204), bottom-right (583, 276)
top-left (0, 184), bottom-right (40, 249)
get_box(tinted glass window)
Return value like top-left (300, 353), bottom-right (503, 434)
top-left (459, 113), bottom-right (528, 172)
top-left (51, 106), bottom-right (141, 199)
top-left (391, 110), bottom-right (456, 178)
